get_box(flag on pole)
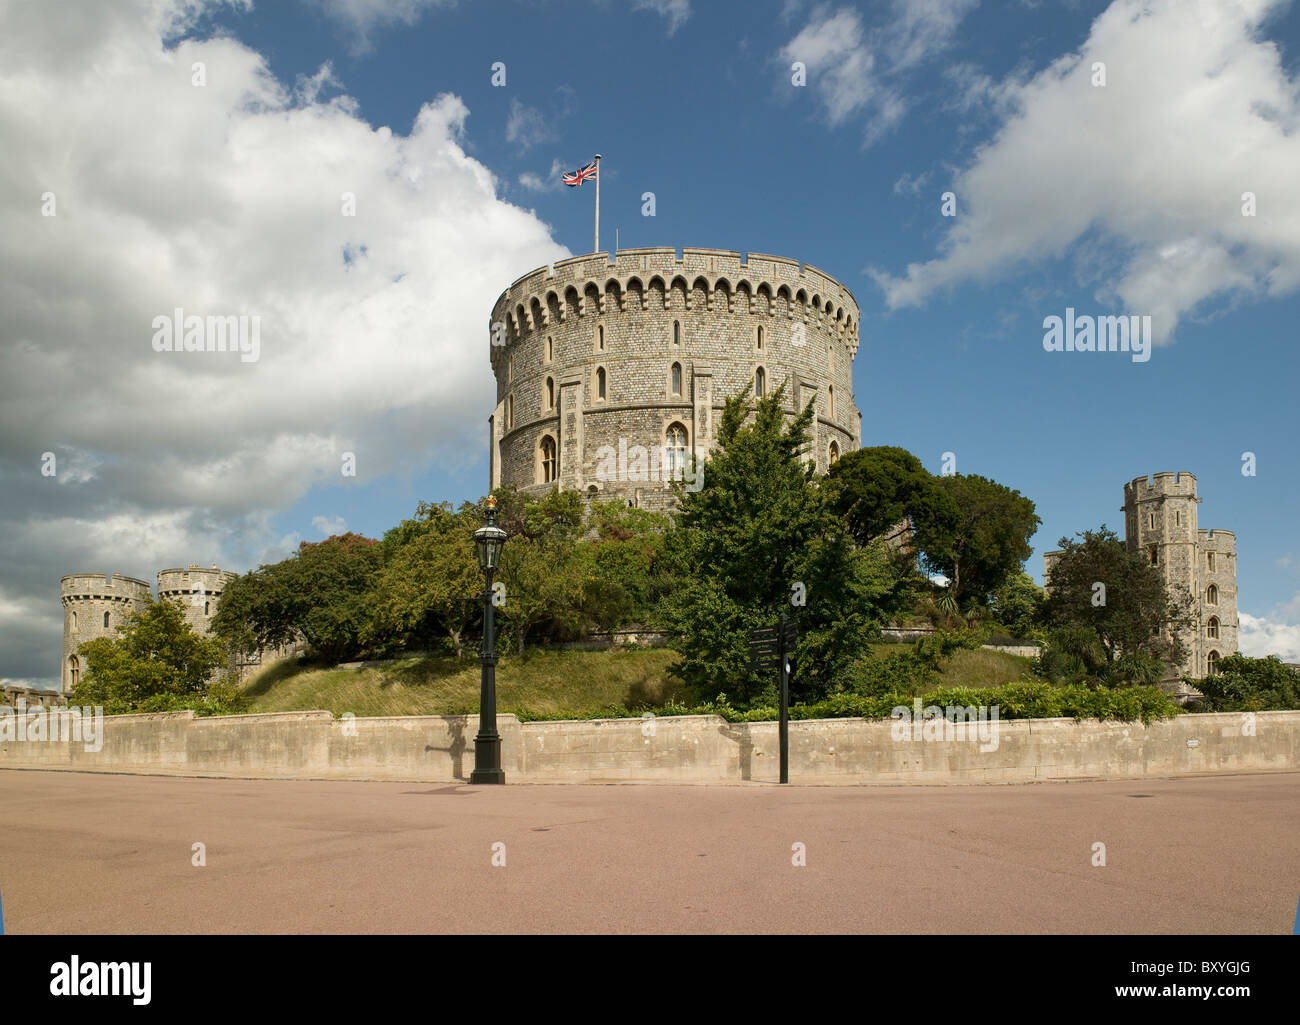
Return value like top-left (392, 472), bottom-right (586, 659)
top-left (563, 160), bottom-right (598, 187)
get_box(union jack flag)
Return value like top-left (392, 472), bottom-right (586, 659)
top-left (563, 160), bottom-right (598, 187)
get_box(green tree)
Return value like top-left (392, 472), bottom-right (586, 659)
top-left (1187, 654), bottom-right (1300, 711)
top-left (655, 385), bottom-right (907, 703)
top-left (1041, 526), bottom-right (1196, 682)
top-left (364, 502), bottom-right (482, 657)
top-left (70, 598), bottom-right (232, 713)
top-left (827, 445), bottom-right (956, 547)
top-left (988, 571), bottom-right (1046, 639)
top-left (493, 487), bottom-right (590, 654)
top-left (212, 532), bottom-right (384, 664)
top-left (913, 473), bottom-right (1040, 603)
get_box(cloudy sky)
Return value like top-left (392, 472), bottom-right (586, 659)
top-left (2, 0), bottom-right (1298, 687)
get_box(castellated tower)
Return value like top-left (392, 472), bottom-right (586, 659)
top-left (157, 564), bottom-right (238, 637)
top-left (1043, 471), bottom-right (1238, 696)
top-left (488, 248), bottom-right (862, 511)
top-left (60, 574), bottom-right (152, 693)
top-left (1120, 472), bottom-right (1238, 685)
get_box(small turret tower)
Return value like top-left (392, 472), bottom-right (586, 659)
top-left (61, 573), bottom-right (152, 693)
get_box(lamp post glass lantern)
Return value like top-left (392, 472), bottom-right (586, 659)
top-left (471, 497), bottom-right (507, 783)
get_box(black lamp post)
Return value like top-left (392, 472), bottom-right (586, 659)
top-left (471, 495), bottom-right (508, 784)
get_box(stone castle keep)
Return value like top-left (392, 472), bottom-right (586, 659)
top-left (489, 247), bottom-right (862, 509)
top-left (1045, 472), bottom-right (1239, 687)
top-left (60, 565), bottom-right (236, 693)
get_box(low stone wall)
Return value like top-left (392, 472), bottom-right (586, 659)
top-left (1, 708), bottom-right (1296, 785)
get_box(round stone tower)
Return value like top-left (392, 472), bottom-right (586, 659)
top-left (157, 564), bottom-right (237, 636)
top-left (488, 247), bottom-right (862, 510)
top-left (61, 573), bottom-right (152, 693)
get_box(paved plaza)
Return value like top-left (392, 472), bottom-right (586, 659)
top-left (1, 770), bottom-right (1296, 933)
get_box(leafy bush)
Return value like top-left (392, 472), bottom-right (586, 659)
top-left (1185, 654), bottom-right (1300, 712)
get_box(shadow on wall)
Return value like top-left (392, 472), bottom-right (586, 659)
top-left (425, 715), bottom-right (471, 781)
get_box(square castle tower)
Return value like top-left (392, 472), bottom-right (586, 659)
top-left (1044, 472), bottom-right (1238, 690)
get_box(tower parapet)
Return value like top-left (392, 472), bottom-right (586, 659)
top-left (157, 564), bottom-right (238, 636)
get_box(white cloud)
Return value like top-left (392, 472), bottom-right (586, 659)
top-left (630, 0), bottom-right (691, 34)
top-left (0, 0), bottom-right (569, 685)
top-left (1240, 592), bottom-right (1300, 662)
top-left (310, 0), bottom-right (456, 53)
top-left (870, 0), bottom-right (1300, 344)
top-left (506, 97), bottom-right (555, 151)
top-left (519, 159), bottom-right (565, 192)
top-left (779, 0), bottom-right (978, 146)
top-left (311, 516), bottom-right (349, 537)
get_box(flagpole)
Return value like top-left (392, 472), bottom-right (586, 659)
top-left (593, 153), bottom-right (601, 253)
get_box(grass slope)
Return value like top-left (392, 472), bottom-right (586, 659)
top-left (242, 648), bottom-right (686, 719)
top-left (242, 644), bottom-right (1034, 719)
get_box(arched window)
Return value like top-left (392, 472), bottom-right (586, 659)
top-left (665, 423), bottom-right (688, 479)
top-left (828, 385), bottom-right (835, 418)
top-left (1207, 650), bottom-right (1220, 675)
top-left (546, 377), bottom-right (555, 410)
top-left (1207, 551), bottom-right (1215, 571)
top-left (670, 362), bottom-right (682, 396)
top-left (756, 325), bottom-right (764, 350)
top-left (71, 611), bottom-right (77, 631)
top-left (204, 601), bottom-right (210, 616)
top-left (103, 611), bottom-right (110, 628)
top-left (673, 321), bottom-right (680, 346)
top-left (68, 655), bottom-right (80, 688)
top-left (546, 336), bottom-right (553, 362)
top-left (828, 441), bottom-right (840, 465)
top-left (1206, 584), bottom-right (1218, 605)
top-left (539, 436), bottom-right (558, 484)
top-left (755, 367), bottom-right (765, 398)
top-left (1206, 616), bottom-right (1220, 639)
top-left (596, 366), bottom-right (607, 400)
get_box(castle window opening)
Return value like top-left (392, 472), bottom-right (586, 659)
top-left (1206, 616), bottom-right (1219, 640)
top-left (1207, 551), bottom-right (1215, 571)
top-left (755, 367), bottom-right (765, 398)
top-left (1149, 545), bottom-right (1158, 566)
top-left (666, 423), bottom-right (688, 477)
top-left (539, 436), bottom-right (558, 484)
top-left (71, 611), bottom-right (77, 631)
top-left (596, 366), bottom-right (607, 400)
top-left (828, 385), bottom-right (835, 419)
top-left (1148, 512), bottom-right (1156, 529)
top-left (68, 655), bottom-right (79, 688)
top-left (757, 325), bottom-right (764, 350)
top-left (1206, 584), bottom-right (1218, 606)
top-left (204, 601), bottom-right (210, 616)
top-left (597, 325), bottom-right (605, 352)
top-left (1207, 650), bottom-right (1220, 675)
top-left (670, 362), bottom-right (682, 396)
top-left (1175, 510), bottom-right (1181, 527)
top-left (828, 441), bottom-right (840, 465)
top-left (546, 336), bottom-right (553, 362)
top-left (546, 377), bottom-right (555, 410)
top-left (673, 321), bottom-right (680, 347)
top-left (103, 611), bottom-right (110, 628)
top-left (505, 393), bottom-right (514, 430)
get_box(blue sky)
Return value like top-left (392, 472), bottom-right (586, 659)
top-left (2, 0), bottom-right (1298, 685)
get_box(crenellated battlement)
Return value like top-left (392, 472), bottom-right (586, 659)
top-left (491, 247), bottom-right (862, 364)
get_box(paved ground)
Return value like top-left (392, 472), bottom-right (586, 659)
top-left (1, 770), bottom-right (1296, 933)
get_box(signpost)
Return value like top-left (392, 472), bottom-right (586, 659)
top-left (747, 612), bottom-right (798, 784)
